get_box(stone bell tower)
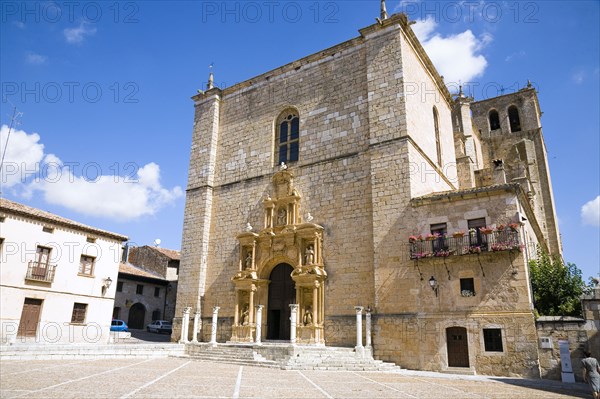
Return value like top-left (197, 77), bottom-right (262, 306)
top-left (231, 168), bottom-right (327, 344)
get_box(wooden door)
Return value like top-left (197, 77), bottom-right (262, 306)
top-left (128, 303), bottom-right (146, 329)
top-left (446, 327), bottom-right (470, 367)
top-left (17, 298), bottom-right (43, 337)
top-left (267, 264), bottom-right (295, 340)
top-left (32, 247), bottom-right (51, 278)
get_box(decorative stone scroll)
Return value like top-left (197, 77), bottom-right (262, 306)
top-left (231, 169), bottom-right (327, 344)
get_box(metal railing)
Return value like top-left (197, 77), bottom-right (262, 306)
top-left (25, 261), bottom-right (57, 283)
top-left (409, 230), bottom-right (521, 260)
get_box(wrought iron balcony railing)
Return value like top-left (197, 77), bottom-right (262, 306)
top-left (409, 230), bottom-right (521, 260)
top-left (25, 261), bottom-right (57, 283)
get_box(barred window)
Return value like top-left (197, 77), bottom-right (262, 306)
top-left (433, 106), bottom-right (442, 166)
top-left (71, 303), bottom-right (88, 324)
top-left (276, 110), bottom-right (299, 165)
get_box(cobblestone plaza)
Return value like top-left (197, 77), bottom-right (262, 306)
top-left (0, 357), bottom-right (587, 398)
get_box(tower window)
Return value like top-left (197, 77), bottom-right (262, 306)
top-left (433, 107), bottom-right (442, 166)
top-left (508, 106), bottom-right (521, 132)
top-left (276, 110), bottom-right (299, 165)
top-left (489, 110), bottom-right (500, 131)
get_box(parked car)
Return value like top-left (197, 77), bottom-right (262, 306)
top-left (146, 320), bottom-right (172, 334)
top-left (110, 319), bottom-right (129, 332)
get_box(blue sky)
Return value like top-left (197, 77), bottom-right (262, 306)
top-left (1, 1), bottom-right (599, 281)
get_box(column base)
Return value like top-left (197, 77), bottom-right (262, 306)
top-left (355, 345), bottom-right (365, 358)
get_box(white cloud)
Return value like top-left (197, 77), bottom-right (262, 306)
top-left (505, 50), bottom-right (526, 63)
top-left (582, 196), bottom-right (600, 227)
top-left (63, 22), bottom-right (97, 44)
top-left (25, 52), bottom-right (47, 65)
top-left (0, 125), bottom-right (182, 220)
top-left (0, 124), bottom-right (45, 189)
top-left (412, 16), bottom-right (490, 85)
top-left (572, 70), bottom-right (586, 84)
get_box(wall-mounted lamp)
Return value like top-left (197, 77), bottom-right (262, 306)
top-left (102, 277), bottom-right (113, 295)
top-left (104, 277), bottom-right (113, 289)
top-left (429, 276), bottom-right (438, 297)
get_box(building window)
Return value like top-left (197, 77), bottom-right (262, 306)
top-left (42, 226), bottom-right (54, 233)
top-left (483, 328), bottom-right (503, 352)
top-left (154, 287), bottom-right (160, 297)
top-left (86, 237), bottom-right (96, 243)
top-left (430, 223), bottom-right (447, 252)
top-left (71, 303), bottom-right (88, 324)
top-left (468, 218), bottom-right (487, 249)
top-left (276, 109), bottom-right (299, 165)
top-left (79, 255), bottom-right (95, 276)
top-left (433, 106), bottom-right (442, 166)
top-left (460, 278), bottom-right (475, 297)
top-left (113, 307), bottom-right (121, 319)
top-left (136, 284), bottom-right (144, 295)
top-left (35, 246), bottom-right (51, 266)
top-left (152, 309), bottom-right (161, 321)
top-left (489, 109), bottom-right (500, 131)
top-left (508, 106), bottom-right (521, 132)
top-left (117, 281), bottom-right (123, 292)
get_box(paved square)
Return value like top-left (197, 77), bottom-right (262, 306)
top-left (0, 358), bottom-right (588, 398)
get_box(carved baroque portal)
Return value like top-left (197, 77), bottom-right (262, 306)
top-left (231, 170), bottom-right (326, 344)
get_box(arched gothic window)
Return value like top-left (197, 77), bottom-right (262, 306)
top-left (433, 107), bottom-right (442, 166)
top-left (508, 106), bottom-right (521, 132)
top-left (488, 109), bottom-right (500, 131)
top-left (276, 109), bottom-right (299, 165)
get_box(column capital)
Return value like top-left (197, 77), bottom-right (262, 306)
top-left (255, 304), bottom-right (264, 310)
top-left (354, 306), bottom-right (364, 314)
top-left (183, 306), bottom-right (192, 315)
top-left (212, 306), bottom-right (220, 313)
top-left (289, 304), bottom-right (299, 311)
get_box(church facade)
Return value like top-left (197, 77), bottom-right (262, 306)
top-left (174, 12), bottom-right (561, 378)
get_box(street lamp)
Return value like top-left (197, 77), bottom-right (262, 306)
top-left (429, 276), bottom-right (438, 297)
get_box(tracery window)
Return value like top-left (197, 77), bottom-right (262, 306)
top-left (276, 110), bottom-right (299, 164)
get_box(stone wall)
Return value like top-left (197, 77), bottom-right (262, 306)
top-left (536, 287), bottom-right (600, 381)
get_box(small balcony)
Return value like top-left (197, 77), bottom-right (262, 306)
top-left (409, 229), bottom-right (521, 260)
top-left (25, 261), bottom-right (57, 283)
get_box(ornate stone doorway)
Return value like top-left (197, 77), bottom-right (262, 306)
top-left (446, 326), bottom-right (469, 367)
top-left (231, 169), bottom-right (327, 344)
top-left (267, 264), bottom-right (295, 340)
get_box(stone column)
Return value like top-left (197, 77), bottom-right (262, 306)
top-left (191, 311), bottom-right (200, 343)
top-left (234, 291), bottom-right (239, 326)
top-left (249, 288), bottom-right (255, 324)
top-left (290, 304), bottom-right (299, 344)
top-left (179, 306), bottom-right (191, 344)
top-left (365, 308), bottom-right (372, 350)
top-left (210, 306), bottom-right (220, 345)
top-left (354, 306), bottom-right (364, 356)
top-left (255, 305), bottom-right (264, 345)
top-left (312, 284), bottom-right (319, 327)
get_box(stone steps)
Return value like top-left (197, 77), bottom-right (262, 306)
top-left (184, 343), bottom-right (402, 372)
top-left (0, 343), bottom-right (185, 360)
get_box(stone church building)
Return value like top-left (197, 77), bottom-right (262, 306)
top-left (174, 9), bottom-right (561, 378)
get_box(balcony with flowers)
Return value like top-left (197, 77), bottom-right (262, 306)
top-left (409, 224), bottom-right (522, 260)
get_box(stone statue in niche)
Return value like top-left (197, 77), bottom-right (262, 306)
top-left (244, 251), bottom-right (252, 269)
top-left (303, 307), bottom-right (313, 325)
top-left (241, 304), bottom-right (249, 325)
top-left (305, 245), bottom-right (315, 265)
top-left (277, 208), bottom-right (287, 226)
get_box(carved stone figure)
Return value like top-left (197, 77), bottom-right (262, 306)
top-left (277, 209), bottom-right (287, 226)
top-left (305, 245), bottom-right (315, 265)
top-left (245, 252), bottom-right (252, 269)
top-left (241, 304), bottom-right (249, 325)
top-left (303, 307), bottom-right (313, 325)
